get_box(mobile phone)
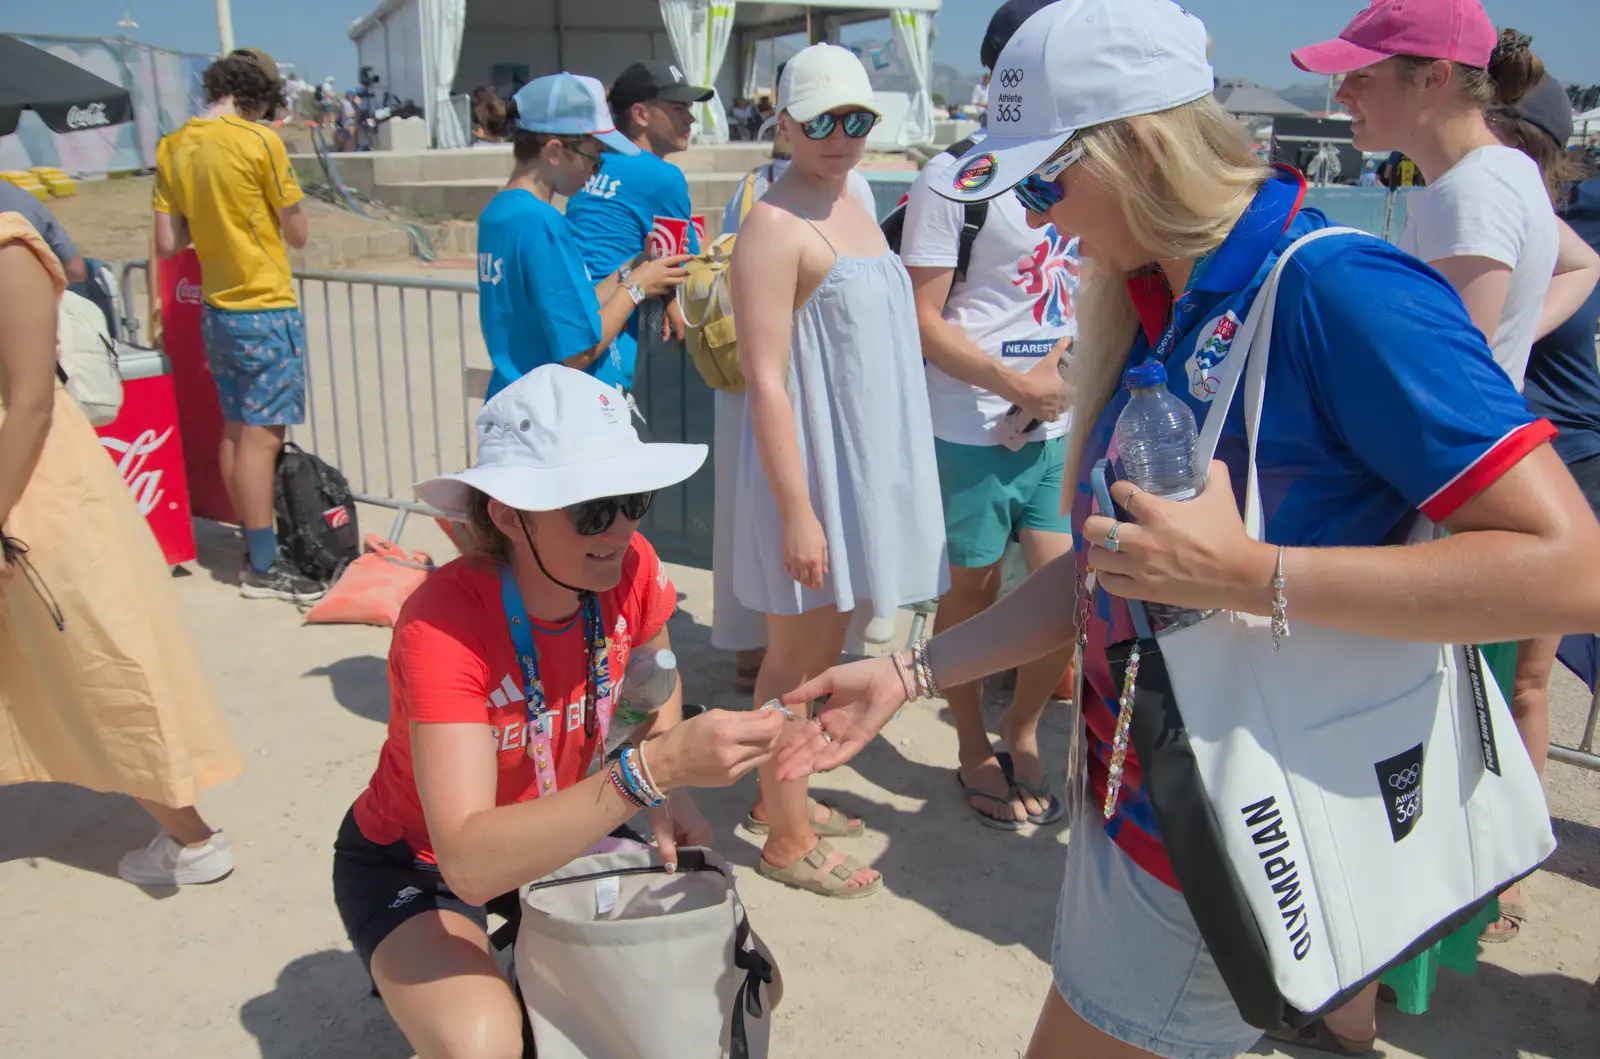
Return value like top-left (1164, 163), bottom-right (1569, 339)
top-left (1090, 459), bottom-right (1155, 641)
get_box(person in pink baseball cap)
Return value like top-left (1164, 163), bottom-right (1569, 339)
top-left (1281, 4), bottom-right (1600, 1055)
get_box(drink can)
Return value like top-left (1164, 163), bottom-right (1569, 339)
top-left (647, 216), bottom-right (691, 258)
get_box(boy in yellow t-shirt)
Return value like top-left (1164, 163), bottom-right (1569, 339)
top-left (153, 48), bottom-right (323, 604)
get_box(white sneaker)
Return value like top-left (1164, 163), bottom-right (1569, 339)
top-left (863, 615), bottom-right (897, 645)
top-left (117, 829), bottom-right (235, 886)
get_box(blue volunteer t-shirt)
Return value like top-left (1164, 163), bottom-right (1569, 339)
top-left (476, 190), bottom-right (609, 400)
top-left (1070, 166), bottom-right (1555, 887)
top-left (563, 151), bottom-right (700, 390)
top-left (1525, 178), bottom-right (1600, 468)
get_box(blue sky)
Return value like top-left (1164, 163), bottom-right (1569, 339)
top-left (7, 0), bottom-right (1598, 91)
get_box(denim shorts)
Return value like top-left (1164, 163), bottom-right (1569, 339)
top-left (1052, 801), bottom-right (1264, 1059)
top-left (934, 435), bottom-right (1072, 568)
top-left (201, 304), bottom-right (307, 426)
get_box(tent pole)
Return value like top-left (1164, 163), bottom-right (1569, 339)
top-left (215, 0), bottom-right (235, 54)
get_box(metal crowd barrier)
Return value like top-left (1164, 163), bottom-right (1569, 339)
top-left (291, 269), bottom-right (480, 542)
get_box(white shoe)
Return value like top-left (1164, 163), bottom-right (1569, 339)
top-left (117, 829), bottom-right (235, 886)
top-left (863, 615), bottom-right (897, 645)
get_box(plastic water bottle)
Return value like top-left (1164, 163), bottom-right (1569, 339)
top-left (603, 648), bottom-right (680, 758)
top-left (1112, 360), bottom-right (1208, 630)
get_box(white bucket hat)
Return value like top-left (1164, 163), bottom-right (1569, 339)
top-left (938, 0), bottom-right (1214, 204)
top-left (416, 366), bottom-right (707, 518)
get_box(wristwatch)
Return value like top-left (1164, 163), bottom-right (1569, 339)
top-left (624, 282), bottom-right (646, 306)
top-left (617, 263), bottom-right (633, 284)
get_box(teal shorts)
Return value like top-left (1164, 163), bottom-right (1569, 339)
top-left (934, 435), bottom-right (1072, 569)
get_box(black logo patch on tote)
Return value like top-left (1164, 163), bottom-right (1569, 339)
top-left (1375, 744), bottom-right (1425, 842)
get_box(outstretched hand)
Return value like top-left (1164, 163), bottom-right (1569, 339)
top-left (773, 655), bottom-right (911, 782)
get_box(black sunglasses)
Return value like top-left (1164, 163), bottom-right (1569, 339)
top-left (564, 140), bottom-right (604, 170)
top-left (800, 109), bottom-right (877, 140)
top-left (566, 491), bottom-right (654, 535)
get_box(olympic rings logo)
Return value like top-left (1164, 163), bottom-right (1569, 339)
top-left (993, 103), bottom-right (1023, 123)
top-left (1387, 764), bottom-right (1420, 788)
top-left (998, 68), bottom-right (1024, 88)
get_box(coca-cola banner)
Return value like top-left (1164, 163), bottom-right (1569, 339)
top-left (94, 375), bottom-right (197, 566)
top-left (0, 35), bottom-right (208, 176)
top-left (159, 250), bottom-right (236, 524)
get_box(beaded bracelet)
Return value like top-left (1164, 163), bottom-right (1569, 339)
top-left (636, 742), bottom-right (667, 797)
top-left (609, 761), bottom-right (650, 809)
top-left (619, 747), bottom-right (665, 808)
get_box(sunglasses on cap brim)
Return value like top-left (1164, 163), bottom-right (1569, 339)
top-left (566, 491), bottom-right (654, 536)
top-left (1012, 142), bottom-right (1085, 215)
top-left (799, 109), bottom-right (878, 140)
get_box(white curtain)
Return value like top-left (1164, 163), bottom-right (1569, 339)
top-left (741, 39), bottom-right (759, 101)
top-left (660, 0), bottom-right (738, 144)
top-left (421, 0), bottom-right (468, 148)
top-left (892, 8), bottom-right (935, 147)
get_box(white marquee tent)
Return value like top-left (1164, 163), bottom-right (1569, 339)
top-left (348, 0), bottom-right (941, 149)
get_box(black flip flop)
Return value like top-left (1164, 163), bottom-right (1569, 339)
top-left (995, 751), bottom-right (1065, 826)
top-left (955, 760), bottom-right (1024, 831)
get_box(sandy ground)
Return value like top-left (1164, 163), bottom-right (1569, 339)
top-left (0, 501), bottom-right (1596, 1057)
top-left (45, 175), bottom-right (460, 265)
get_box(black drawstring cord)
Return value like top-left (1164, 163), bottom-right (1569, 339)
top-left (2, 535), bottom-right (65, 631)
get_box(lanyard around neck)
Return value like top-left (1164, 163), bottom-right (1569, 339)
top-left (499, 564), bottom-right (609, 741)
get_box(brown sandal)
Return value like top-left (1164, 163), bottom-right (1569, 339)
top-left (744, 797), bottom-right (865, 838)
top-left (1481, 897), bottom-right (1526, 943)
top-left (756, 839), bottom-right (881, 899)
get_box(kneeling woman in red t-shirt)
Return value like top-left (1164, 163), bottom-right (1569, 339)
top-left (333, 365), bottom-right (787, 1058)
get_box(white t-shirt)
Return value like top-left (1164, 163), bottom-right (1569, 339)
top-left (718, 161), bottom-right (877, 238)
top-left (900, 148), bottom-right (1080, 445)
top-left (971, 82), bottom-right (989, 108)
top-left (1397, 145), bottom-right (1558, 389)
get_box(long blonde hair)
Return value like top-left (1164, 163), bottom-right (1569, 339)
top-left (1061, 96), bottom-right (1268, 489)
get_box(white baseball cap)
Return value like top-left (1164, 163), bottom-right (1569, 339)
top-left (778, 43), bottom-right (880, 123)
top-left (513, 73), bottom-right (638, 155)
top-left (938, 0), bottom-right (1214, 204)
top-left (415, 366), bottom-right (706, 517)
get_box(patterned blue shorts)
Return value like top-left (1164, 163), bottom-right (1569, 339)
top-left (201, 305), bottom-right (307, 426)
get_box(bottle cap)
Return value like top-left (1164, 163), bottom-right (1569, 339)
top-left (1124, 360), bottom-right (1167, 390)
top-left (655, 649), bottom-right (677, 671)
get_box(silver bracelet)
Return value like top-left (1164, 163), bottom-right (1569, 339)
top-left (1270, 546), bottom-right (1290, 653)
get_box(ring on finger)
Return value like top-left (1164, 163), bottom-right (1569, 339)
top-left (1104, 520), bottom-right (1122, 554)
top-left (1123, 485), bottom-right (1144, 504)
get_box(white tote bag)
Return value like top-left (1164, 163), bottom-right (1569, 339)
top-left (1103, 227), bottom-right (1555, 1029)
top-left (514, 846), bottom-right (777, 1059)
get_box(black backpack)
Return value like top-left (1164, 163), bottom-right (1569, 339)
top-left (274, 443), bottom-right (360, 582)
top-left (881, 135), bottom-right (990, 284)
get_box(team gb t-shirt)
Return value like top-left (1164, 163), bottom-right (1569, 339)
top-left (352, 535), bottom-right (677, 861)
top-left (900, 146), bottom-right (1080, 445)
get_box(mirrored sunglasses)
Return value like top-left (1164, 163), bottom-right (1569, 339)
top-left (800, 109), bottom-right (877, 140)
top-left (566, 491), bottom-right (654, 536)
top-left (1012, 142), bottom-right (1085, 215)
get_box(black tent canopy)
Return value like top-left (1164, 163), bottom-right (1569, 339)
top-left (0, 35), bottom-right (134, 137)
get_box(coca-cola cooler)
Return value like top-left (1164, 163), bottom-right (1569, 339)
top-left (158, 250), bottom-right (235, 524)
top-left (94, 345), bottom-right (198, 566)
